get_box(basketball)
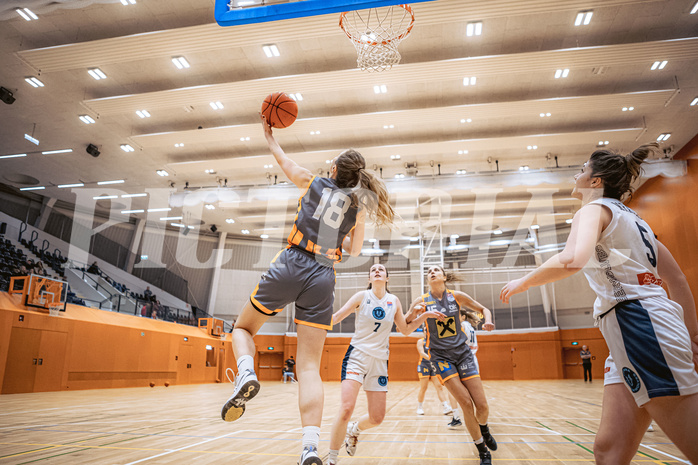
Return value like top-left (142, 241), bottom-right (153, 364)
top-left (261, 92), bottom-right (298, 128)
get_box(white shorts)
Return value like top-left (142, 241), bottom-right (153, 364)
top-left (341, 345), bottom-right (388, 392)
top-left (599, 296), bottom-right (698, 406)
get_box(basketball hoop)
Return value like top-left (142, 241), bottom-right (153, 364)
top-left (340, 4), bottom-right (415, 72)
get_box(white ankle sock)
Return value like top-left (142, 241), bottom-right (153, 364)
top-left (329, 449), bottom-right (339, 462)
top-left (302, 426), bottom-right (321, 449)
top-left (237, 355), bottom-right (254, 374)
top-left (474, 436), bottom-right (484, 444)
top-left (417, 402), bottom-right (423, 408)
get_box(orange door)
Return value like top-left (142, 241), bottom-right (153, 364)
top-left (177, 343), bottom-right (192, 385)
top-left (562, 347), bottom-right (582, 379)
top-left (34, 331), bottom-right (68, 392)
top-left (2, 328), bottom-right (40, 394)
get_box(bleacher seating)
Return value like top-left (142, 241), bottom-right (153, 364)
top-left (0, 236), bottom-right (28, 292)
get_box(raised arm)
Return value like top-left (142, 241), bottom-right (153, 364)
top-left (261, 115), bottom-right (312, 189)
top-left (405, 296), bottom-right (427, 324)
top-left (454, 291), bottom-right (495, 331)
top-left (657, 241), bottom-right (698, 367)
top-left (500, 204), bottom-right (608, 303)
top-left (332, 291), bottom-right (364, 325)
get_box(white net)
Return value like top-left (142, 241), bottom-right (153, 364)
top-left (340, 4), bottom-right (415, 72)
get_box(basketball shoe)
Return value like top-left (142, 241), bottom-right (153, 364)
top-left (344, 422), bottom-right (359, 456)
top-left (447, 417), bottom-right (462, 428)
top-left (480, 424), bottom-right (497, 451)
top-left (298, 446), bottom-right (322, 465)
top-left (221, 368), bottom-right (259, 422)
top-left (416, 406), bottom-right (424, 415)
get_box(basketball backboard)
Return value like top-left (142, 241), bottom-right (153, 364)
top-left (215, 0), bottom-right (436, 27)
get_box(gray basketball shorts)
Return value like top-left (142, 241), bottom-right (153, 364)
top-left (249, 247), bottom-right (336, 330)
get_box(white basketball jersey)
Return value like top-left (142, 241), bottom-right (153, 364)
top-left (462, 320), bottom-right (478, 354)
top-left (583, 198), bottom-right (668, 318)
top-left (349, 290), bottom-right (398, 360)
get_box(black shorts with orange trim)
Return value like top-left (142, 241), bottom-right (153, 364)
top-left (417, 358), bottom-right (437, 378)
top-left (249, 247), bottom-right (336, 330)
top-left (429, 346), bottom-right (479, 384)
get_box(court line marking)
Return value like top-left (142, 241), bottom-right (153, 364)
top-left (122, 430), bottom-right (240, 465)
top-left (638, 444), bottom-right (690, 465)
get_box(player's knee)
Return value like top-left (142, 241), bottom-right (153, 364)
top-left (339, 403), bottom-right (355, 422)
top-left (593, 435), bottom-right (615, 464)
top-left (369, 410), bottom-right (385, 425)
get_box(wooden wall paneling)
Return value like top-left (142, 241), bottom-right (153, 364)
top-left (2, 327), bottom-right (41, 394)
top-left (33, 330), bottom-right (68, 392)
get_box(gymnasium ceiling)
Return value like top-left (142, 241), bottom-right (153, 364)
top-left (0, 0), bottom-right (696, 245)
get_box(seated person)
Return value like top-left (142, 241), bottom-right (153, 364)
top-left (282, 356), bottom-right (296, 383)
top-left (87, 261), bottom-right (100, 274)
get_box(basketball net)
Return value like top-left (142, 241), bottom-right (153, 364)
top-left (340, 4), bottom-right (415, 72)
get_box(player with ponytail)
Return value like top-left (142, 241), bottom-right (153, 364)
top-left (501, 143), bottom-right (698, 464)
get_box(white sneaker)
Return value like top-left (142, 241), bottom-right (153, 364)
top-left (298, 446), bottom-right (322, 465)
top-left (647, 424), bottom-right (654, 432)
top-left (416, 406), bottom-right (425, 415)
top-left (443, 405), bottom-right (453, 415)
top-left (344, 422), bottom-right (359, 456)
top-left (221, 368), bottom-right (260, 422)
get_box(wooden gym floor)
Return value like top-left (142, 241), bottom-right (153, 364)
top-left (0, 380), bottom-right (689, 464)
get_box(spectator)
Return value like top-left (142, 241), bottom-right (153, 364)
top-left (144, 286), bottom-right (153, 299)
top-left (87, 261), bottom-right (100, 274)
top-left (140, 304), bottom-right (148, 318)
top-left (282, 356), bottom-right (296, 384)
top-left (580, 345), bottom-right (592, 382)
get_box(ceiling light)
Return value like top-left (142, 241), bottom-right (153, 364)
top-left (120, 0), bottom-right (137, 4)
top-left (456, 169), bottom-right (467, 175)
top-left (25, 77), bottom-right (44, 88)
top-left (657, 133), bottom-right (671, 141)
top-left (288, 93), bottom-right (303, 101)
top-left (531, 224), bottom-right (540, 230)
top-left (42, 149), bottom-right (72, 155)
top-left (16, 8), bottom-right (38, 21)
top-left (121, 210), bottom-right (144, 214)
top-left (460, 118), bottom-right (472, 123)
top-left (120, 144), bottom-right (135, 152)
top-left (527, 145), bottom-right (538, 150)
top-left (122, 193), bottom-right (147, 198)
top-left (391, 155), bottom-right (401, 160)
top-left (691, 97), bottom-right (698, 106)
top-left (205, 204), bottom-right (215, 210)
top-left (519, 165), bottom-right (530, 171)
top-left (97, 180), bottom-right (125, 185)
top-left (240, 136), bottom-right (250, 141)
top-left (241, 229), bottom-right (250, 234)
top-left (597, 141), bottom-right (610, 147)
top-left (0, 153), bottom-right (27, 159)
top-left (204, 169), bottom-right (216, 174)
top-left (136, 110), bottom-right (151, 118)
top-left (58, 183), bottom-right (84, 188)
top-left (264, 164), bottom-right (273, 169)
top-left (156, 170), bottom-right (169, 177)
top-left (93, 195), bottom-right (118, 200)
top-left (79, 115), bottom-right (96, 124)
top-left (171, 56), bottom-right (190, 69)
top-left (171, 223), bottom-right (185, 228)
top-left (566, 218), bottom-right (574, 224)
top-left (575, 10), bottom-right (593, 26)
top-left (383, 125), bottom-right (394, 129)
top-left (310, 130), bottom-right (320, 135)
top-left (147, 208), bottom-right (171, 212)
top-left (226, 218), bottom-right (235, 224)
top-left (493, 229), bottom-right (503, 235)
top-left (24, 134), bottom-right (40, 145)
top-left (262, 44), bottom-right (280, 57)
top-left (394, 173), bottom-right (405, 179)
top-left (466, 21), bottom-right (482, 36)
top-left (174, 143), bottom-right (184, 147)
top-left (554, 69), bottom-right (570, 79)
top-left (463, 76), bottom-right (477, 86)
top-left (87, 68), bottom-right (107, 80)
top-left (692, 1), bottom-right (698, 14)
top-left (210, 101), bottom-right (224, 110)
top-left (260, 234), bottom-right (269, 239)
top-left (651, 60), bottom-right (668, 70)
top-left (20, 186), bottom-right (45, 191)
top-left (160, 216), bottom-right (182, 221)
top-left (373, 85), bottom-right (387, 94)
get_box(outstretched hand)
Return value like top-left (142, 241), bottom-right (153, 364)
top-left (260, 113), bottom-right (273, 137)
top-left (422, 310), bottom-right (447, 322)
top-left (500, 278), bottom-right (528, 304)
top-left (482, 321), bottom-right (495, 331)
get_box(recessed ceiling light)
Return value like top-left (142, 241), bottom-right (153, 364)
top-left (205, 204), bottom-right (215, 210)
top-left (288, 93), bottom-right (303, 101)
top-left (310, 130), bottom-right (320, 135)
top-left (466, 21), bottom-right (482, 36)
top-left (531, 224), bottom-right (540, 230)
top-left (391, 154), bottom-right (401, 160)
top-left (493, 229), bottom-right (503, 235)
top-left (264, 164), bottom-right (273, 169)
top-left (463, 76), bottom-right (477, 86)
top-left (87, 68), bottom-right (107, 80)
top-left (519, 165), bottom-right (530, 171)
top-left (383, 125), bottom-right (394, 129)
top-left (651, 60), bottom-right (668, 70)
top-left (456, 169), bottom-right (467, 175)
top-left (42, 149), bottom-right (72, 155)
top-left (554, 69), bottom-right (570, 79)
top-left (574, 10), bottom-right (593, 26)
top-left (539, 112), bottom-right (551, 117)
top-left (136, 110), bottom-right (151, 118)
top-left (93, 195), bottom-right (118, 200)
top-left (458, 150), bottom-right (469, 155)
top-left (373, 85), bottom-right (387, 94)
top-left (24, 77), bottom-right (44, 88)
top-left (241, 229), bottom-right (250, 234)
top-left (260, 234), bottom-right (269, 239)
top-left (120, 144), bottom-right (135, 152)
top-left (240, 136), bottom-right (250, 141)
top-left (526, 145), bottom-right (538, 150)
top-left (460, 118), bottom-right (472, 123)
top-left (262, 44), bottom-right (280, 57)
top-left (0, 154), bottom-right (27, 159)
top-left (160, 216), bottom-right (182, 221)
top-left (97, 180), bottom-right (125, 185)
top-left (121, 209), bottom-right (144, 214)
top-left (621, 106), bottom-right (635, 111)
top-left (58, 183), bottom-right (84, 188)
top-left (156, 170), bottom-right (169, 177)
top-left (597, 141), bottom-right (610, 147)
top-left (171, 56), bottom-right (190, 69)
top-left (20, 186), bottom-right (45, 191)
top-left (122, 193), bottom-right (147, 198)
top-left (147, 208), bottom-right (171, 212)
top-left (16, 8), bottom-right (38, 21)
top-left (226, 218), bottom-right (235, 224)
top-left (204, 169), bottom-right (216, 174)
top-left (657, 133), bottom-right (671, 141)
top-left (79, 115), bottom-right (96, 124)
top-left (209, 101), bottom-right (224, 110)
top-left (174, 143), bottom-right (184, 147)
top-left (394, 173), bottom-right (405, 179)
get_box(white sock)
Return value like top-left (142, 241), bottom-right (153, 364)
top-left (329, 449), bottom-right (339, 462)
top-left (418, 402), bottom-right (423, 408)
top-left (443, 401), bottom-right (451, 409)
top-left (302, 426), bottom-right (321, 449)
top-left (474, 436), bottom-right (484, 444)
top-left (352, 422), bottom-right (362, 435)
top-left (237, 355), bottom-right (255, 374)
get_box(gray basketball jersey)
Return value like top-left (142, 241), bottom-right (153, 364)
top-left (422, 290), bottom-right (467, 353)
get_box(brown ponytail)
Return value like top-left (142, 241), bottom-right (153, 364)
top-left (461, 308), bottom-right (482, 327)
top-left (589, 142), bottom-right (657, 200)
top-left (334, 149), bottom-right (395, 227)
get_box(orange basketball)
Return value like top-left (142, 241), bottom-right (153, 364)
top-left (261, 92), bottom-right (298, 128)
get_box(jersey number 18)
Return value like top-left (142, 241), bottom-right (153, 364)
top-left (312, 187), bottom-right (351, 229)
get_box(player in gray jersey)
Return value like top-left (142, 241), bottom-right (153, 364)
top-left (407, 265), bottom-right (496, 465)
top-left (326, 264), bottom-right (444, 465)
top-left (501, 143), bottom-right (698, 464)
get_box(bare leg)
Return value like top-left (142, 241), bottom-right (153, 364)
top-left (417, 377), bottom-right (429, 403)
top-left (231, 300), bottom-right (268, 363)
top-left (644, 392), bottom-right (698, 463)
top-left (431, 376), bottom-right (449, 403)
top-left (463, 377), bottom-right (489, 425)
top-left (356, 390), bottom-right (386, 430)
top-left (296, 323), bottom-right (328, 428)
top-left (329, 380), bottom-right (361, 451)
top-left (594, 383), bottom-right (651, 465)
top-left (444, 378), bottom-right (480, 441)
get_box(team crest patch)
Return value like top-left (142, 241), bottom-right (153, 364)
top-left (378, 376), bottom-right (388, 386)
top-left (447, 293), bottom-right (455, 301)
top-left (622, 367), bottom-right (642, 393)
top-left (372, 307), bottom-right (386, 320)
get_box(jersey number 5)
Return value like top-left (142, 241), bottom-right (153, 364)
top-left (312, 187), bottom-right (351, 229)
top-left (635, 222), bottom-right (657, 267)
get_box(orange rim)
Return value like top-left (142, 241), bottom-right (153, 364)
top-left (339, 4), bottom-right (414, 47)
